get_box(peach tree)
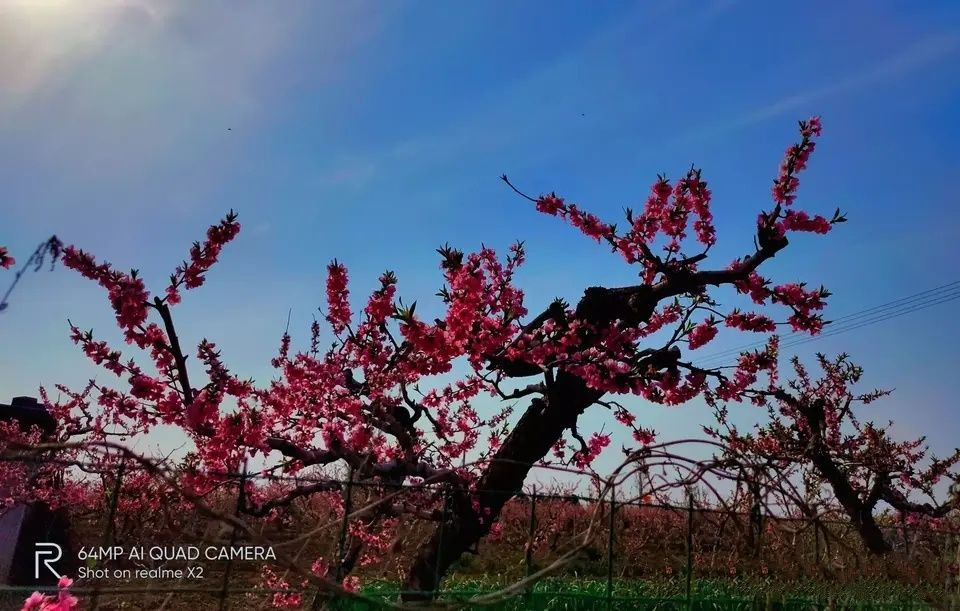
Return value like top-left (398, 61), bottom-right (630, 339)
top-left (4, 117), bottom-right (907, 603)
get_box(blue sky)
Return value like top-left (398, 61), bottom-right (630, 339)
top-left (1, 0), bottom-right (958, 484)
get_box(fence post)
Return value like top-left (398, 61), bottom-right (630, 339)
top-left (756, 502), bottom-right (764, 564)
top-left (814, 519), bottom-right (821, 571)
top-left (311, 465), bottom-right (354, 611)
top-left (434, 489), bottom-right (449, 600)
top-left (606, 482), bottom-right (616, 609)
top-left (954, 537), bottom-right (960, 596)
top-left (685, 493), bottom-right (694, 611)
top-left (954, 536), bottom-right (960, 596)
top-left (902, 512), bottom-right (913, 560)
top-left (90, 461), bottom-right (125, 611)
top-left (942, 529), bottom-right (952, 593)
top-left (104, 461), bottom-right (125, 549)
top-left (525, 487), bottom-right (537, 582)
top-left (218, 463), bottom-right (247, 611)
top-left (336, 467), bottom-right (354, 581)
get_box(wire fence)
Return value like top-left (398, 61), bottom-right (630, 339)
top-left (2, 454), bottom-right (960, 610)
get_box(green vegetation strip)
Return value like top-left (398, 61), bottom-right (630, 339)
top-left (345, 577), bottom-right (954, 610)
top-left (1, 577), bottom-right (954, 610)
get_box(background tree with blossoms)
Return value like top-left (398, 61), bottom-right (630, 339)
top-left (706, 353), bottom-right (960, 554)
top-left (10, 117), bottom-right (953, 606)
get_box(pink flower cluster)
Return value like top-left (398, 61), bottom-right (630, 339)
top-left (724, 310), bottom-right (777, 333)
top-left (687, 318), bottom-right (719, 350)
top-left (166, 210), bottom-right (240, 304)
top-left (0, 245), bottom-right (14, 269)
top-left (62, 246), bottom-right (150, 333)
top-left (713, 336), bottom-right (779, 403)
top-left (632, 370), bottom-right (708, 406)
top-left (572, 432), bottom-right (611, 469)
top-left (537, 166), bottom-right (718, 287)
top-left (772, 117), bottom-right (821, 206)
top-left (730, 266), bottom-right (772, 305)
top-left (326, 260), bottom-right (351, 334)
top-left (535, 195), bottom-right (614, 242)
top-left (779, 209), bottom-right (831, 234)
top-left (261, 566), bottom-right (306, 608)
top-left (21, 576), bottom-right (78, 611)
top-left (635, 170), bottom-right (717, 253)
top-left (400, 245), bottom-right (527, 373)
top-left (771, 283), bottom-right (829, 333)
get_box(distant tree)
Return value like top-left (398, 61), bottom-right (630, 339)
top-left (708, 353), bottom-right (960, 553)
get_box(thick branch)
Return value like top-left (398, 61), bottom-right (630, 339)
top-left (880, 486), bottom-right (956, 518)
top-left (152, 297), bottom-right (195, 405)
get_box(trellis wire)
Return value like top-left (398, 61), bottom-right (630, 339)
top-left (3, 453), bottom-right (959, 610)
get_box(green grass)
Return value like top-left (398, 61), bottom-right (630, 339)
top-left (342, 576), bottom-right (956, 610)
top-left (1, 576), bottom-right (954, 610)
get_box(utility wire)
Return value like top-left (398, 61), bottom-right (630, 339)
top-left (775, 291), bottom-right (960, 352)
top-left (695, 280), bottom-right (960, 366)
top-left (698, 280), bottom-right (960, 362)
top-left (726, 286), bottom-right (960, 359)
top-left (699, 286), bottom-right (960, 365)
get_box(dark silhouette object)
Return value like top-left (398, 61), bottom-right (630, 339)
top-left (0, 396), bottom-right (74, 586)
top-left (0, 236), bottom-right (63, 313)
top-left (3, 505), bottom-right (73, 586)
top-left (0, 396), bottom-right (55, 434)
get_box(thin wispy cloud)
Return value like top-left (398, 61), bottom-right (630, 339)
top-left (310, 0), bottom-right (740, 189)
top-left (680, 33), bottom-right (960, 144)
top-left (313, 157), bottom-right (380, 188)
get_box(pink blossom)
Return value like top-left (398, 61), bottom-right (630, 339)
top-left (20, 593), bottom-right (45, 611)
top-left (20, 575), bottom-right (78, 611)
top-left (0, 246), bottom-right (14, 269)
top-left (326, 260), bottom-right (351, 334)
top-left (168, 211), bottom-right (241, 295)
top-left (573, 432), bottom-right (611, 469)
top-left (688, 319), bottom-right (719, 350)
top-left (633, 428), bottom-right (656, 446)
top-left (779, 210), bottom-right (831, 234)
top-left (725, 311), bottom-right (776, 333)
top-left (536, 193), bottom-right (564, 215)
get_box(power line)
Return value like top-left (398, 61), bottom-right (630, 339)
top-left (705, 280), bottom-right (960, 361)
top-left (776, 291), bottom-right (960, 352)
top-left (725, 286), bottom-right (960, 359)
top-left (697, 281), bottom-right (960, 363)
top-left (700, 287), bottom-right (960, 365)
top-left (695, 280), bottom-right (960, 366)
top-left (828, 280), bottom-right (960, 323)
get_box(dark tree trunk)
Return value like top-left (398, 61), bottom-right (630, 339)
top-left (400, 236), bottom-right (789, 600)
top-left (811, 453), bottom-right (891, 553)
top-left (402, 371), bottom-right (602, 600)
